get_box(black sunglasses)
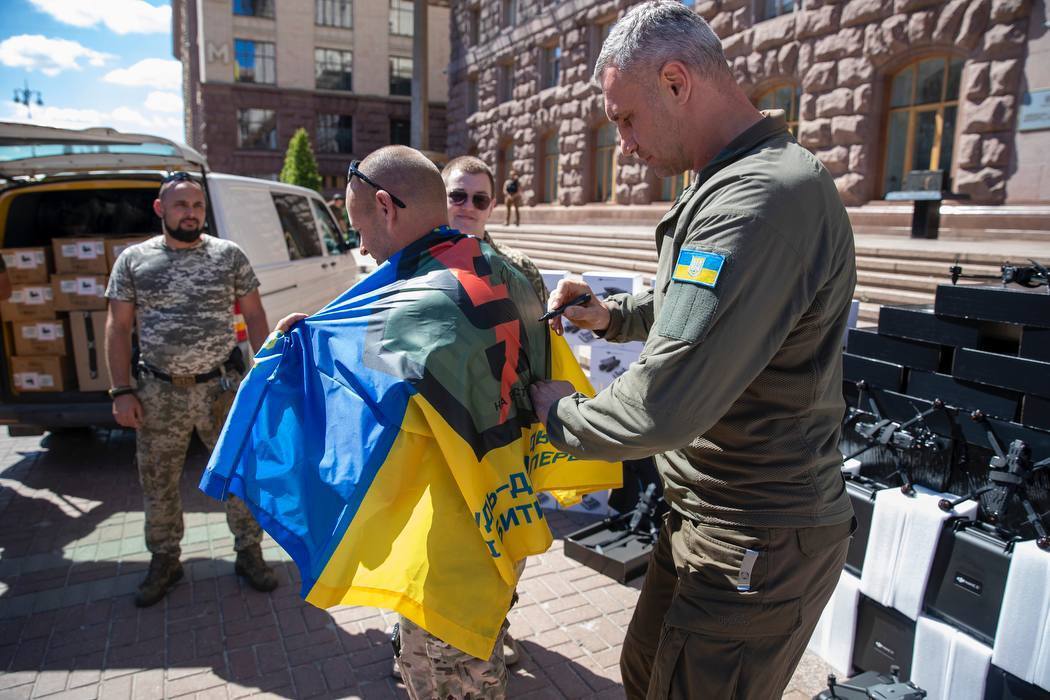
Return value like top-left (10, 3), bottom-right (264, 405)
top-left (161, 171), bottom-right (195, 184)
top-left (347, 160), bottom-right (407, 209)
top-left (448, 190), bottom-right (492, 210)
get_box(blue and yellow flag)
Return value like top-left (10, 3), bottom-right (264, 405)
top-left (200, 227), bottom-right (620, 659)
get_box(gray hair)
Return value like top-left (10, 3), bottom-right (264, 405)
top-left (592, 1), bottom-right (728, 85)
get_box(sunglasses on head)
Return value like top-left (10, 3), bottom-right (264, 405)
top-left (161, 171), bottom-right (195, 184)
top-left (447, 190), bottom-right (492, 210)
top-left (347, 160), bottom-right (407, 209)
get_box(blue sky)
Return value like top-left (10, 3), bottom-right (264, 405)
top-left (0, 0), bottom-right (183, 143)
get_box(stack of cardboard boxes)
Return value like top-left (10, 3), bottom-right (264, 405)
top-left (1, 236), bottom-right (148, 393)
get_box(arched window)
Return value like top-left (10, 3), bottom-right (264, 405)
top-left (593, 123), bottom-right (617, 202)
top-left (755, 83), bottom-right (800, 134)
top-left (881, 56), bottom-right (964, 196)
top-left (541, 133), bottom-right (559, 203)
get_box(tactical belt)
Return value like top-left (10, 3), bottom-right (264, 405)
top-left (139, 359), bottom-right (231, 387)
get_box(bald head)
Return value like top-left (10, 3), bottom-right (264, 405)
top-left (359, 146), bottom-right (448, 214)
top-left (348, 146), bottom-right (450, 262)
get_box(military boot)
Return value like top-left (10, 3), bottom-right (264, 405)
top-left (234, 545), bottom-right (278, 592)
top-left (134, 553), bottom-right (183, 607)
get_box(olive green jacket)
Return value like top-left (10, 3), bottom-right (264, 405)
top-left (547, 112), bottom-right (856, 528)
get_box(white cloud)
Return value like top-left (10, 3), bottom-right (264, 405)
top-left (5, 103), bottom-right (184, 144)
top-left (29, 0), bottom-right (171, 35)
top-left (103, 58), bottom-right (182, 90)
top-left (0, 34), bottom-right (112, 77)
top-left (145, 91), bottom-right (183, 113)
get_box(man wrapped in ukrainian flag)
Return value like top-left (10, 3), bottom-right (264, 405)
top-left (200, 146), bottom-right (620, 698)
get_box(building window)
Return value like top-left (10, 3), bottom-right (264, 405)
top-left (237, 109), bottom-right (277, 150)
top-left (661, 172), bottom-right (690, 201)
top-left (315, 48), bottom-right (352, 91)
top-left (390, 118), bottom-right (410, 145)
top-left (469, 6), bottom-right (480, 44)
top-left (755, 0), bottom-right (796, 23)
top-left (389, 56), bottom-right (413, 97)
top-left (882, 56), bottom-right (964, 196)
top-left (390, 0), bottom-right (413, 36)
top-left (755, 83), bottom-right (800, 134)
top-left (501, 0), bottom-right (516, 27)
top-left (233, 0), bottom-right (274, 18)
top-left (590, 20), bottom-right (614, 73)
top-left (497, 62), bottom-right (513, 104)
top-left (316, 0), bottom-right (352, 28)
top-left (593, 122), bottom-right (617, 202)
top-left (467, 77), bottom-right (479, 114)
top-left (541, 44), bottom-right (561, 90)
top-left (318, 114), bottom-right (353, 153)
top-left (234, 39), bottom-right (276, 84)
top-left (542, 133), bottom-right (559, 203)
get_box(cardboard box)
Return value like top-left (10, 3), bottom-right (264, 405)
top-left (12, 319), bottom-right (68, 356)
top-left (539, 269), bottom-right (568, 294)
top-left (69, 311), bottom-right (111, 392)
top-left (0, 284), bottom-right (56, 321)
top-left (1, 247), bottom-right (50, 284)
top-left (51, 238), bottom-right (108, 274)
top-left (589, 341), bottom-right (644, 391)
top-left (52, 274), bottom-right (108, 311)
top-left (10, 355), bottom-right (72, 392)
top-left (582, 271), bottom-right (646, 300)
top-left (105, 236), bottom-right (151, 271)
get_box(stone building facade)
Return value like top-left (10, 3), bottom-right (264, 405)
top-left (173, 0), bottom-right (451, 196)
top-left (446, 0), bottom-right (1049, 207)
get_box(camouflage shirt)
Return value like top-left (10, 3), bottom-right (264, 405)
top-left (481, 231), bottom-right (547, 307)
top-left (105, 235), bottom-right (260, 375)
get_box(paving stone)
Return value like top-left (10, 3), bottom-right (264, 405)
top-left (0, 427), bottom-right (840, 700)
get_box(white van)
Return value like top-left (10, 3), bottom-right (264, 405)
top-left (0, 121), bottom-right (358, 432)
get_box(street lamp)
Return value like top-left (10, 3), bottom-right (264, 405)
top-left (12, 80), bottom-right (44, 119)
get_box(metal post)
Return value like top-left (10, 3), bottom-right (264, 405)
top-left (411, 0), bottom-right (429, 151)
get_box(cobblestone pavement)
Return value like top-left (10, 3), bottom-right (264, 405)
top-left (0, 428), bottom-right (834, 699)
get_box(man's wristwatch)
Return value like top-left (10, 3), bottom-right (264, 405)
top-left (107, 386), bottom-right (135, 400)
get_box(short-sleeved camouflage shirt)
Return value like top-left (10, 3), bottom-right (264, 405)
top-left (105, 235), bottom-right (260, 375)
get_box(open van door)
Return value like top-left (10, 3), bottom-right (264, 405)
top-left (0, 122), bottom-right (207, 181)
top-left (205, 175), bottom-right (352, 323)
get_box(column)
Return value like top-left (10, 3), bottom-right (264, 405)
top-left (411, 0), bottom-right (429, 151)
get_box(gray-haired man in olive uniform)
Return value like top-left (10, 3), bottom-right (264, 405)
top-left (530, 3), bottom-right (857, 698)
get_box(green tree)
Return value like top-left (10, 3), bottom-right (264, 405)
top-left (279, 127), bottom-right (323, 192)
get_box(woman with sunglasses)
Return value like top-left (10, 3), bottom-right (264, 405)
top-left (441, 156), bottom-right (547, 307)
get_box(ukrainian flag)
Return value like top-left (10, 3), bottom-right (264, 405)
top-left (672, 249), bottom-right (725, 288)
top-left (200, 227), bottom-right (620, 659)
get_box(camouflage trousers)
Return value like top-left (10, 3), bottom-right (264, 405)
top-left (136, 372), bottom-right (262, 557)
top-left (396, 615), bottom-right (509, 700)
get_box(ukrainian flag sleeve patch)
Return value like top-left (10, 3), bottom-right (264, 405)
top-left (672, 249), bottom-right (725, 288)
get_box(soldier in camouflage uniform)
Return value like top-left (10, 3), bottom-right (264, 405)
top-left (105, 174), bottom-right (277, 607)
top-left (395, 617), bottom-right (510, 699)
top-left (383, 156), bottom-right (546, 695)
top-left (275, 149), bottom-right (533, 699)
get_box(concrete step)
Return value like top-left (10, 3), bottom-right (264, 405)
top-left (518, 251), bottom-right (658, 278)
top-left (512, 202), bottom-right (1050, 239)
top-left (858, 302), bottom-right (882, 325)
top-left (855, 255), bottom-right (1000, 278)
top-left (855, 270), bottom-right (980, 294)
top-left (852, 243), bottom-right (1047, 266)
top-left (499, 236), bottom-right (658, 262)
top-left (853, 284), bottom-right (932, 307)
